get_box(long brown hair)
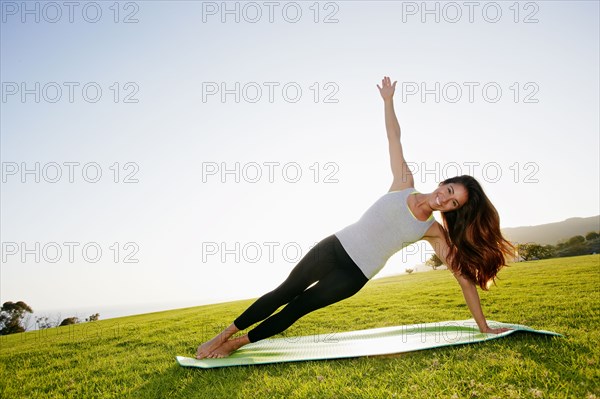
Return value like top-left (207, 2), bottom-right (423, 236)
top-left (439, 175), bottom-right (515, 290)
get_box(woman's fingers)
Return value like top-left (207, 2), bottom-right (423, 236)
top-left (381, 76), bottom-right (395, 88)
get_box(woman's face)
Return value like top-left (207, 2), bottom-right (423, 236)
top-left (431, 183), bottom-right (468, 212)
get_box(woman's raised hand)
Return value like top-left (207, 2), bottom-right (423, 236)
top-left (377, 76), bottom-right (397, 101)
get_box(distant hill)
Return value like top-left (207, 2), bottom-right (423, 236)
top-left (502, 216), bottom-right (600, 245)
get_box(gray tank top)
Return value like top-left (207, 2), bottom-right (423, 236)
top-left (335, 188), bottom-right (435, 279)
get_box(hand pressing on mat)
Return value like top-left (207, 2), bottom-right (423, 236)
top-left (480, 326), bottom-right (512, 334)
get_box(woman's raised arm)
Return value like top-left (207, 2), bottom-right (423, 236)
top-left (377, 76), bottom-right (414, 192)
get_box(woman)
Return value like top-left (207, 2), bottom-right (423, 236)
top-left (196, 76), bottom-right (515, 359)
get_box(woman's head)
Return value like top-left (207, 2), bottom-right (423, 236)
top-left (429, 180), bottom-right (469, 213)
top-left (438, 175), bottom-right (515, 290)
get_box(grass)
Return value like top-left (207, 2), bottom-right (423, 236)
top-left (1, 255), bottom-right (598, 399)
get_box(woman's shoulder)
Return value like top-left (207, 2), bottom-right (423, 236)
top-left (423, 220), bottom-right (446, 241)
top-left (388, 180), bottom-right (415, 193)
top-left (387, 185), bottom-right (416, 194)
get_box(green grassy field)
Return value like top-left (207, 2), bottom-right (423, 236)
top-left (1, 255), bottom-right (598, 399)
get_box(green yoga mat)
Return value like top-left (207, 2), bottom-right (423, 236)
top-left (177, 319), bottom-right (562, 369)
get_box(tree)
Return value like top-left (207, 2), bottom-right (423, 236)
top-left (35, 316), bottom-right (54, 330)
top-left (426, 254), bottom-right (443, 269)
top-left (85, 313), bottom-right (100, 322)
top-left (517, 243), bottom-right (555, 261)
top-left (567, 235), bottom-right (585, 246)
top-left (585, 231), bottom-right (599, 241)
top-left (0, 301), bottom-right (33, 335)
top-left (555, 241), bottom-right (567, 250)
top-left (540, 245), bottom-right (556, 259)
top-left (59, 317), bottom-right (80, 326)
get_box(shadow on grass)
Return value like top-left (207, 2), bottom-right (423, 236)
top-left (512, 329), bottom-right (596, 384)
top-left (131, 361), bottom-right (249, 399)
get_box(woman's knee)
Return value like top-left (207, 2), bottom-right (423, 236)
top-left (292, 282), bottom-right (354, 311)
top-left (266, 281), bottom-right (306, 304)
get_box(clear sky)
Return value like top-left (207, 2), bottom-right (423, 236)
top-left (1, 1), bottom-right (599, 321)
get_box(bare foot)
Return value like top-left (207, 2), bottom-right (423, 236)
top-left (196, 335), bottom-right (227, 359)
top-left (196, 323), bottom-right (239, 359)
top-left (206, 335), bottom-right (250, 359)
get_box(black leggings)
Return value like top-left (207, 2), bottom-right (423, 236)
top-left (233, 234), bottom-right (369, 343)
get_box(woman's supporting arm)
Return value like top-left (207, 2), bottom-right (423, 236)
top-left (454, 274), bottom-right (511, 334)
top-left (454, 273), bottom-right (490, 332)
top-left (425, 226), bottom-right (512, 334)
